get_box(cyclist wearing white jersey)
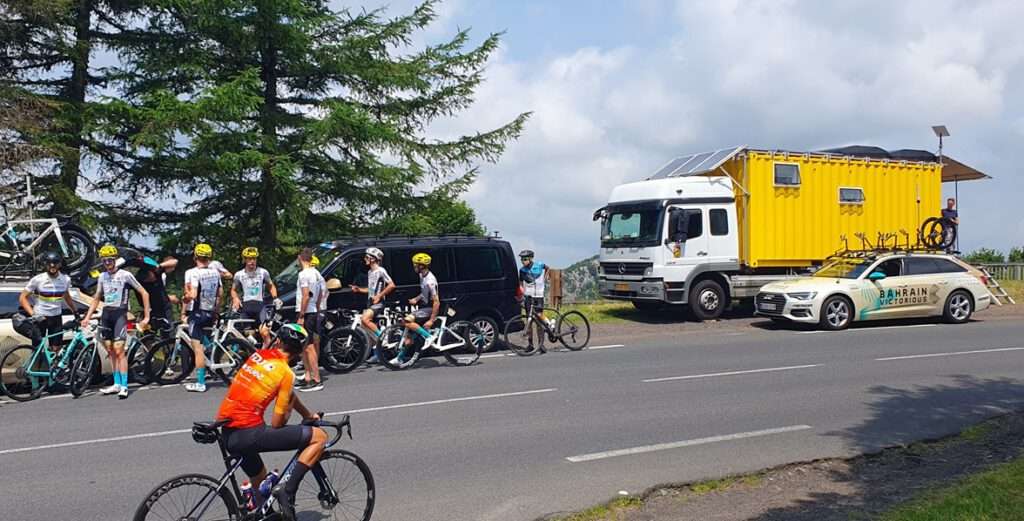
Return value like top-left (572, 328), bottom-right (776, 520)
top-left (350, 247), bottom-right (395, 340)
top-left (20, 252), bottom-right (78, 354)
top-left (518, 249), bottom-right (553, 352)
top-left (182, 243), bottom-right (223, 393)
top-left (231, 247), bottom-right (279, 326)
top-left (295, 248), bottom-right (324, 392)
top-left (81, 244), bottom-right (151, 399)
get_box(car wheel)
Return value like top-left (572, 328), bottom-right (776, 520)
top-left (819, 295), bottom-right (852, 331)
top-left (689, 279), bottom-right (726, 321)
top-left (943, 290), bottom-right (973, 324)
top-left (471, 315), bottom-right (500, 352)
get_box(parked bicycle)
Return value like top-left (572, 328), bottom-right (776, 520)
top-left (133, 414), bottom-right (374, 521)
top-left (320, 305), bottom-right (404, 373)
top-left (0, 315), bottom-right (98, 401)
top-left (124, 317), bottom-right (173, 385)
top-left (144, 318), bottom-right (255, 385)
top-left (502, 304), bottom-right (591, 356)
top-left (375, 301), bottom-right (485, 370)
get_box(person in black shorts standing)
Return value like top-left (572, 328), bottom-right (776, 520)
top-left (231, 247), bottom-right (280, 335)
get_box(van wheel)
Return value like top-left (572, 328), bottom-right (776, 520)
top-left (943, 290), bottom-right (973, 324)
top-left (470, 315), bottom-right (500, 352)
top-left (819, 296), bottom-right (852, 331)
top-left (689, 279), bottom-right (725, 321)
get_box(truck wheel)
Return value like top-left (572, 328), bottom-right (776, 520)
top-left (689, 279), bottom-right (725, 321)
top-left (631, 301), bottom-right (663, 311)
top-left (942, 290), bottom-right (973, 324)
top-left (819, 295), bottom-right (852, 331)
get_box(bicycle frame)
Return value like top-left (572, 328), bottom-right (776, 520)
top-left (0, 217), bottom-right (69, 259)
top-left (395, 308), bottom-right (464, 354)
top-left (163, 323), bottom-right (249, 375)
top-left (18, 326), bottom-right (93, 388)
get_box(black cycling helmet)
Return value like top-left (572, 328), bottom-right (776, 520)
top-left (518, 249), bottom-right (534, 259)
top-left (43, 251), bottom-right (63, 266)
top-left (277, 323), bottom-right (309, 354)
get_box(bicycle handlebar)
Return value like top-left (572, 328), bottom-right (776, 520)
top-left (302, 412), bottom-right (352, 448)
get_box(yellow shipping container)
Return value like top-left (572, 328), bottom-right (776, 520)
top-left (719, 150), bottom-right (942, 268)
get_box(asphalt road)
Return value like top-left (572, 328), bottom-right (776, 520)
top-left (2, 316), bottom-right (1024, 521)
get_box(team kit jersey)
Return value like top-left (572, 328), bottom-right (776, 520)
top-left (98, 270), bottom-right (143, 309)
top-left (417, 271), bottom-right (438, 308)
top-left (185, 267), bottom-right (223, 312)
top-left (316, 271), bottom-right (328, 311)
top-left (520, 262), bottom-right (547, 298)
top-left (234, 267), bottom-right (272, 303)
top-left (216, 348), bottom-right (295, 429)
top-left (24, 273), bottom-right (72, 317)
top-left (296, 267), bottom-right (323, 313)
top-left (367, 266), bottom-right (392, 306)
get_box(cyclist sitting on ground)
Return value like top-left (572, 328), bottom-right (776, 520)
top-left (19, 252), bottom-right (79, 353)
top-left (215, 323), bottom-right (326, 521)
top-left (231, 247), bottom-right (280, 339)
top-left (395, 252), bottom-right (440, 365)
top-left (349, 247), bottom-right (395, 347)
top-left (518, 249), bottom-right (553, 353)
top-left (81, 245), bottom-right (151, 399)
top-left (181, 243), bottom-right (223, 393)
top-left (295, 248), bottom-right (324, 392)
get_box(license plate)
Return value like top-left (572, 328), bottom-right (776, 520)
top-left (614, 283), bottom-right (630, 292)
top-left (759, 303), bottom-right (777, 311)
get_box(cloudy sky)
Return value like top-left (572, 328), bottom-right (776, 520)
top-left (352, 0), bottom-right (1023, 266)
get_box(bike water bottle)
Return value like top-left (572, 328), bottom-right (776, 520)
top-left (240, 480), bottom-right (255, 511)
top-left (258, 469), bottom-right (280, 498)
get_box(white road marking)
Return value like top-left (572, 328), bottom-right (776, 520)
top-left (477, 344), bottom-right (625, 360)
top-left (565, 425), bottom-right (814, 463)
top-left (797, 324), bottom-right (936, 334)
top-left (589, 344), bottom-right (626, 350)
top-left (875, 346), bottom-right (1024, 361)
top-left (643, 364), bottom-right (822, 383)
top-left (0, 387), bottom-right (558, 456)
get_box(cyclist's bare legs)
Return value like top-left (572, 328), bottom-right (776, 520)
top-left (360, 309), bottom-right (378, 336)
top-left (191, 338), bottom-right (205, 375)
top-left (113, 341), bottom-right (128, 377)
top-left (298, 426), bottom-right (327, 466)
top-left (302, 341), bottom-right (321, 383)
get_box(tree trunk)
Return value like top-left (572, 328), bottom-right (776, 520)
top-left (257, 0), bottom-right (278, 253)
top-left (57, 0), bottom-right (93, 213)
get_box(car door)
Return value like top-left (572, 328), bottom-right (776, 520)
top-left (664, 206), bottom-right (708, 270)
top-left (859, 257), bottom-right (915, 320)
top-left (903, 257), bottom-right (963, 316)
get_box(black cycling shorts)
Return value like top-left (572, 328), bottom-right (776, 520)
top-left (301, 312), bottom-right (322, 340)
top-left (223, 424), bottom-right (313, 476)
top-left (99, 309), bottom-right (128, 342)
top-left (524, 296), bottom-right (545, 314)
top-left (240, 301), bottom-right (268, 325)
top-left (187, 310), bottom-right (215, 341)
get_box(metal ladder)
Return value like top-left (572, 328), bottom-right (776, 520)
top-left (979, 267), bottom-right (1016, 305)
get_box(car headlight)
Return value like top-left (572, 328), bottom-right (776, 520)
top-left (786, 292), bottom-right (818, 300)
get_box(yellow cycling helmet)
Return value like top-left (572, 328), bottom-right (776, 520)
top-left (412, 252), bottom-right (431, 266)
top-left (194, 243), bottom-right (213, 258)
top-left (98, 244), bottom-right (118, 258)
top-left (242, 246), bottom-right (259, 259)
top-left (311, 255), bottom-right (320, 267)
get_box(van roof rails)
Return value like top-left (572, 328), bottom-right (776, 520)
top-left (325, 233), bottom-right (503, 248)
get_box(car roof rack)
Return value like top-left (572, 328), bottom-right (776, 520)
top-left (828, 231), bottom-right (951, 261)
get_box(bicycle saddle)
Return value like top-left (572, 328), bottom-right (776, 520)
top-left (192, 420), bottom-right (230, 444)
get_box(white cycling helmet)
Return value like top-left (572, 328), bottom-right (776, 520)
top-left (365, 247), bottom-right (384, 261)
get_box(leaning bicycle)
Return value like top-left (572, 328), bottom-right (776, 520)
top-left (145, 320), bottom-right (255, 385)
top-left (375, 302), bottom-right (485, 370)
top-left (320, 306), bottom-right (403, 373)
top-left (502, 304), bottom-right (591, 356)
top-left (133, 414), bottom-right (374, 521)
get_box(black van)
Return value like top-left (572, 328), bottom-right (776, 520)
top-left (275, 235), bottom-right (520, 351)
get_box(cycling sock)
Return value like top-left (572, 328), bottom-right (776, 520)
top-left (113, 372), bottom-right (122, 388)
top-left (119, 371), bottom-right (128, 387)
top-left (284, 462), bottom-right (310, 497)
top-left (197, 368), bottom-right (207, 386)
top-left (373, 329), bottom-right (381, 338)
top-left (416, 326), bottom-right (431, 339)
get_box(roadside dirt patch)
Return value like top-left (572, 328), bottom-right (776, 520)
top-left (546, 412), bottom-right (1024, 521)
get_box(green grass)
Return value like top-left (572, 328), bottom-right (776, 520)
top-left (548, 496), bottom-right (643, 521)
top-left (880, 455), bottom-right (1024, 521)
top-left (995, 279), bottom-right (1023, 303)
top-left (559, 301), bottom-right (639, 324)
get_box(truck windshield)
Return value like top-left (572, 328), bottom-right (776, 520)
top-left (814, 258), bottom-right (874, 279)
top-left (274, 245), bottom-right (341, 294)
top-left (600, 206), bottom-right (663, 247)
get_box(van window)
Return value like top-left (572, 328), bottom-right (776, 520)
top-left (0, 292), bottom-right (22, 319)
top-left (389, 248), bottom-right (452, 286)
top-left (710, 209), bottom-right (729, 236)
top-left (327, 255), bottom-right (367, 287)
top-left (774, 163), bottom-right (801, 186)
top-left (455, 247), bottom-right (503, 280)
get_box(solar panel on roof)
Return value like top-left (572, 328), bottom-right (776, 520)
top-left (647, 146), bottom-right (743, 179)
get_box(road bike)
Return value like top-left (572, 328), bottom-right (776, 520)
top-left (320, 306), bottom-right (403, 374)
top-left (124, 317), bottom-right (174, 385)
top-left (133, 414), bottom-right (374, 521)
top-left (502, 302), bottom-right (591, 356)
top-left (375, 301), bottom-right (485, 370)
top-left (0, 196), bottom-right (95, 278)
top-left (919, 216), bottom-right (957, 251)
top-left (144, 318), bottom-right (255, 385)
top-left (0, 316), bottom-right (98, 401)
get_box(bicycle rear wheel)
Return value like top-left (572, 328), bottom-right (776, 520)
top-left (69, 343), bottom-right (99, 397)
top-left (146, 338), bottom-right (194, 385)
top-left (213, 337), bottom-right (254, 382)
top-left (0, 346), bottom-right (49, 401)
top-left (293, 449), bottom-right (375, 521)
top-left (321, 329), bottom-right (370, 374)
top-left (442, 321), bottom-right (483, 366)
top-left (501, 315), bottom-right (538, 356)
top-left (556, 311), bottom-right (591, 350)
top-left (376, 325), bottom-right (419, 370)
top-left (128, 338), bottom-right (153, 385)
top-left (132, 473), bottom-right (241, 521)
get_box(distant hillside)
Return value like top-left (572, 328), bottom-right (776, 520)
top-left (559, 255), bottom-right (599, 302)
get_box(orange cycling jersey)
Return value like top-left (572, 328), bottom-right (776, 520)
top-left (216, 349), bottom-right (295, 429)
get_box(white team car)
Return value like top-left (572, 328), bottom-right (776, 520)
top-left (756, 252), bottom-right (994, 330)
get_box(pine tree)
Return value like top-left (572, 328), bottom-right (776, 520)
top-left (106, 0), bottom-right (526, 266)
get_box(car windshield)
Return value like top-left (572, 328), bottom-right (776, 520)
top-left (274, 245), bottom-right (341, 294)
top-left (813, 257), bottom-right (875, 279)
top-left (600, 205), bottom-right (663, 247)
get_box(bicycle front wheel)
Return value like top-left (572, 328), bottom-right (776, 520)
top-left (132, 473), bottom-right (241, 521)
top-left (69, 343), bottom-right (99, 398)
top-left (377, 325), bottom-right (419, 370)
top-left (0, 346), bottom-right (49, 401)
top-left (293, 449), bottom-right (375, 521)
top-left (147, 338), bottom-right (194, 385)
top-left (442, 321), bottom-right (482, 366)
top-left (501, 315), bottom-right (538, 356)
top-left (557, 311), bottom-right (591, 350)
top-left (322, 329), bottom-right (370, 374)
top-left (128, 339), bottom-right (152, 385)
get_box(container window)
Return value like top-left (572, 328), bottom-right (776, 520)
top-left (710, 209), bottom-right (729, 236)
top-left (774, 163), bottom-right (801, 186)
top-left (839, 187), bottom-right (865, 204)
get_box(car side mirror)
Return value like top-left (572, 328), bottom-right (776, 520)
top-left (868, 271), bottom-right (886, 281)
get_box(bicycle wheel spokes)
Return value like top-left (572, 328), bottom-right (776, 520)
top-left (502, 315), bottom-right (538, 356)
top-left (0, 346), bottom-right (49, 401)
top-left (377, 325), bottom-right (416, 370)
top-left (147, 339), bottom-right (193, 385)
top-left (293, 450), bottom-right (374, 521)
top-left (441, 321), bottom-right (482, 366)
top-left (322, 329), bottom-right (368, 374)
top-left (556, 311), bottom-right (591, 351)
top-left (132, 473), bottom-right (239, 521)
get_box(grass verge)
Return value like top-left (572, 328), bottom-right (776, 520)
top-left (995, 279), bottom-right (1023, 303)
top-left (560, 301), bottom-right (638, 324)
top-left (880, 455), bottom-right (1024, 521)
top-left (547, 496), bottom-right (643, 521)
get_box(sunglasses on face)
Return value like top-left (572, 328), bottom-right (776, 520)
top-left (102, 258), bottom-right (116, 264)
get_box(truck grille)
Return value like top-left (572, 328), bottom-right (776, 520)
top-left (600, 262), bottom-right (652, 277)
top-left (756, 292), bottom-right (785, 315)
